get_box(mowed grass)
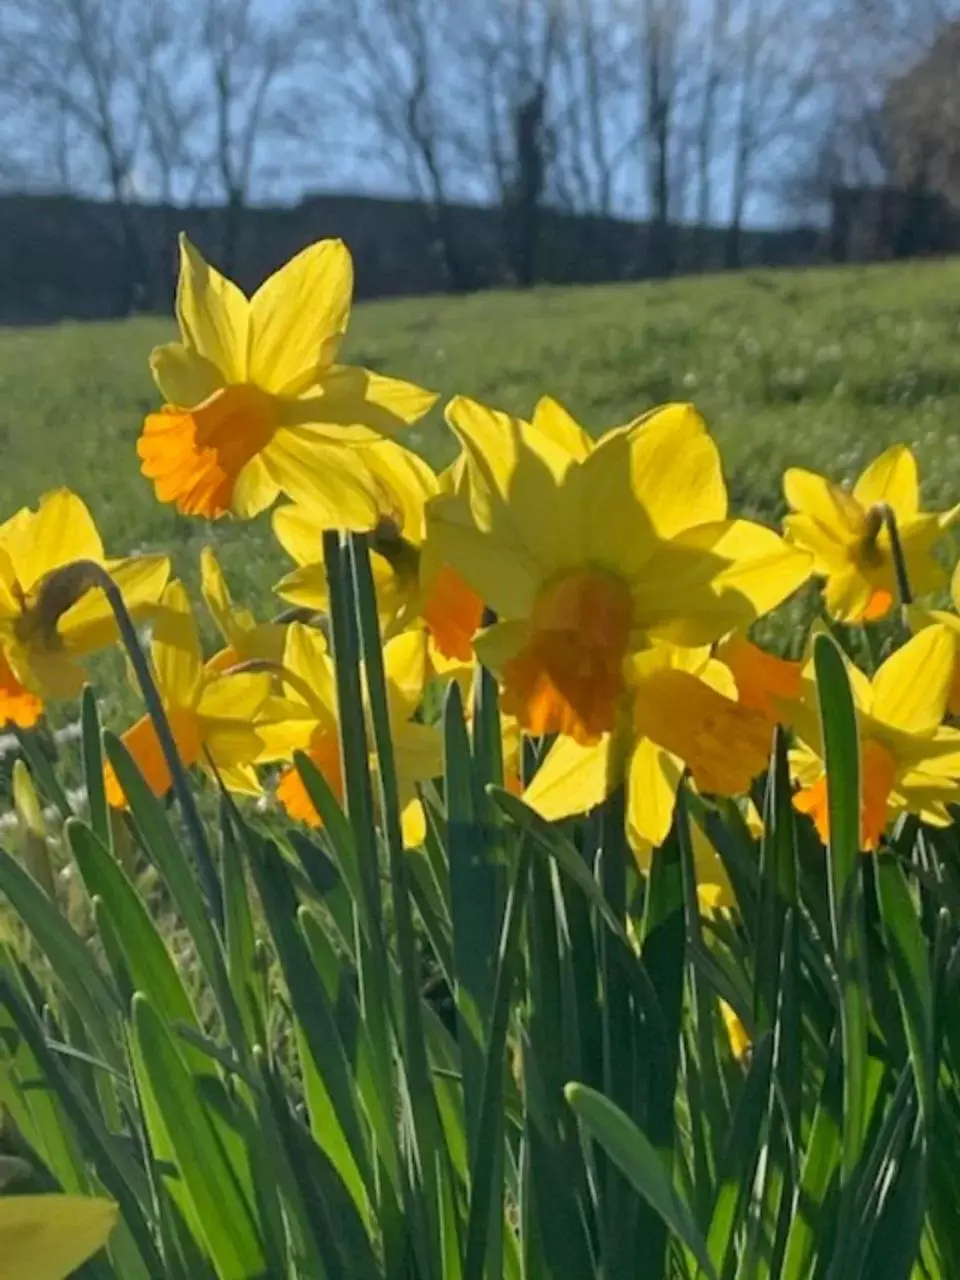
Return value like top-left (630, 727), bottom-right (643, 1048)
top-left (2, 255), bottom-right (960, 674)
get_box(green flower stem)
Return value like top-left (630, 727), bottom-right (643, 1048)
top-left (52, 560), bottom-right (222, 926)
top-left (881, 503), bottom-right (913, 608)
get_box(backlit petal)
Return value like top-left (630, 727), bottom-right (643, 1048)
top-left (523, 733), bottom-right (613, 820)
top-left (176, 234), bottom-right (248, 382)
top-left (871, 624), bottom-right (956, 735)
top-left (530, 396), bottom-right (592, 461)
top-left (384, 628), bottom-right (430, 723)
top-left (150, 581), bottom-right (204, 708)
top-left (196, 671), bottom-right (272, 723)
top-left (231, 455), bottom-right (281, 518)
top-left (280, 364), bottom-right (437, 440)
top-left (852, 443), bottom-right (918, 518)
top-left (783, 468), bottom-right (864, 540)
top-left (822, 564), bottom-right (875, 623)
top-left (261, 426), bottom-right (385, 511)
top-left (249, 239), bottom-right (353, 395)
top-left (625, 402), bottom-right (726, 536)
top-left (473, 620), bottom-right (531, 674)
top-left (626, 736), bottom-right (683, 850)
top-left (426, 494), bottom-right (540, 619)
top-left (150, 342), bottom-right (224, 406)
top-left (3, 489), bottom-right (104, 589)
top-left (0, 1193), bottom-right (117, 1280)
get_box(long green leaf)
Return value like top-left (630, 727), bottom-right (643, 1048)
top-left (565, 1082), bottom-right (719, 1280)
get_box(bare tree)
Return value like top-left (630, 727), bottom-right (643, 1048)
top-left (0, 0), bottom-right (172, 306)
top-left (198, 0), bottom-right (313, 273)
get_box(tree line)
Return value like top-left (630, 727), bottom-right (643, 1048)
top-left (0, 0), bottom-right (956, 303)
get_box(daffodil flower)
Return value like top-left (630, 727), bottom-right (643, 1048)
top-left (273, 438), bottom-right (483, 661)
top-left (261, 622), bottom-right (442, 847)
top-left (429, 395), bottom-right (811, 746)
top-left (0, 489), bottom-right (169, 728)
top-left (791, 625), bottom-right (960, 850)
top-left (200, 547), bottom-right (286, 671)
top-left (0, 1193), bottom-right (117, 1280)
top-left (522, 643), bottom-right (773, 858)
top-left (138, 235), bottom-right (437, 519)
top-left (783, 443), bottom-right (959, 622)
top-left (105, 581), bottom-right (272, 807)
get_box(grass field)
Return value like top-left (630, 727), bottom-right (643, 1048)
top-left (3, 256), bottom-right (960, 651)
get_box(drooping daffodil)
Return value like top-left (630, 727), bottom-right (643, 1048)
top-left (138, 235), bottom-right (437, 519)
top-left (273, 438), bottom-right (483, 662)
top-left (0, 489), bottom-right (169, 728)
top-left (200, 546), bottom-right (286, 671)
top-left (783, 443), bottom-right (959, 622)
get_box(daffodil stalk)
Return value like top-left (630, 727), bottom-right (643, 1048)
top-left (36, 558), bottom-right (222, 924)
top-left (880, 502), bottom-right (913, 608)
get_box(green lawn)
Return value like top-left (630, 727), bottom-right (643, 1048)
top-left (3, 256), bottom-right (960, 637)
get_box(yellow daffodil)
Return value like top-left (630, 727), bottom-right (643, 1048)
top-left (262, 622), bottom-right (442, 847)
top-left (907, 558), bottom-right (960, 715)
top-left (430, 395), bottom-right (811, 746)
top-left (791, 626), bottom-right (960, 850)
top-left (0, 489), bottom-right (169, 728)
top-left (138, 235), bottom-right (437, 520)
top-left (783, 443), bottom-right (959, 622)
top-left (273, 439), bottom-right (483, 662)
top-left (200, 547), bottom-right (286, 671)
top-left (0, 1193), bottom-right (117, 1280)
top-left (522, 643), bottom-right (772, 858)
top-left (105, 581), bottom-right (271, 808)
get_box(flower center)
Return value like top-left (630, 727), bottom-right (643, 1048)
top-left (421, 564), bottom-right (484, 661)
top-left (138, 383), bottom-right (278, 519)
top-left (0, 649), bottom-right (42, 729)
top-left (502, 567), bottom-right (633, 744)
top-left (631, 667), bottom-right (772, 795)
top-left (275, 727), bottom-right (343, 826)
top-left (793, 736), bottom-right (896, 851)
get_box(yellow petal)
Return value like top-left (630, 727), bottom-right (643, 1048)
top-left (690, 821), bottom-right (735, 913)
top-left (150, 580), bottom-right (204, 708)
top-left (633, 520), bottom-right (811, 646)
top-left (822, 564), bottom-right (874, 623)
top-left (626, 736), bottom-right (683, 850)
top-left (231, 454), bottom-right (281, 519)
top-left (783, 467), bottom-right (864, 539)
top-left (196, 671), bottom-right (272, 723)
top-left (58, 555), bottom-right (170, 655)
top-left (261, 427), bottom-right (388, 511)
top-left (782, 512), bottom-right (851, 573)
top-left (280, 364), bottom-right (437, 440)
top-left (175, 233), bottom-right (248, 382)
top-left (871, 625), bottom-right (956, 735)
top-left (625, 402), bottom-right (727, 536)
top-left (426, 494), bottom-right (539, 619)
top-left (203, 721), bottom-right (267, 774)
top-left (446, 395), bottom-right (580, 575)
top-left (852, 443), bottom-right (918, 518)
top-left (281, 622), bottom-right (337, 718)
top-left (274, 563), bottom-right (331, 612)
top-left (393, 720), bottom-right (444, 782)
top-left (384, 628), bottom-right (430, 723)
top-left (0, 1193), bottom-right (117, 1280)
top-left (210, 761), bottom-right (263, 796)
top-left (149, 342), bottom-right (224, 406)
top-left (530, 396), bottom-right (593, 461)
top-left (2, 489), bottom-right (104, 590)
top-left (249, 239), bottom-right (353, 395)
top-left (401, 797), bottom-right (427, 848)
top-left (523, 733), bottom-right (613, 820)
top-left (574, 430), bottom-right (658, 577)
